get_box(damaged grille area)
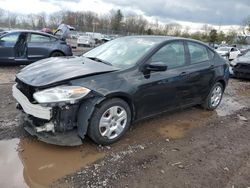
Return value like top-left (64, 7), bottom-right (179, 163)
top-left (16, 80), bottom-right (36, 102)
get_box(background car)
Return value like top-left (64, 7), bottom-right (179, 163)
top-left (216, 46), bottom-right (241, 60)
top-left (13, 36), bottom-right (229, 146)
top-left (77, 35), bottom-right (95, 47)
top-left (230, 49), bottom-right (250, 79)
top-left (0, 30), bottom-right (73, 65)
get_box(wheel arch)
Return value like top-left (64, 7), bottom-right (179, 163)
top-left (49, 50), bottom-right (65, 57)
top-left (77, 93), bottom-right (136, 139)
top-left (215, 79), bottom-right (226, 91)
top-left (99, 92), bottom-right (136, 122)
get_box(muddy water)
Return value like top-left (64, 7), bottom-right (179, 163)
top-left (0, 139), bottom-right (104, 188)
top-left (0, 139), bottom-right (27, 188)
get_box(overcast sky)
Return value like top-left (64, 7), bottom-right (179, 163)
top-left (0, 0), bottom-right (249, 28)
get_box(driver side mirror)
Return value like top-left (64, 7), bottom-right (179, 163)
top-left (145, 62), bottom-right (168, 72)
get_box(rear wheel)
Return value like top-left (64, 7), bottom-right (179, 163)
top-left (202, 82), bottom-right (224, 110)
top-left (50, 51), bottom-right (64, 57)
top-left (88, 98), bottom-right (131, 145)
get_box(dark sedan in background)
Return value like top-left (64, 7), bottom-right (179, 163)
top-left (0, 30), bottom-right (72, 65)
top-left (230, 49), bottom-right (250, 79)
top-left (13, 36), bottom-right (229, 146)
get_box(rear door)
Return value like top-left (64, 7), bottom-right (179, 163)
top-left (0, 32), bottom-right (20, 63)
top-left (27, 33), bottom-right (53, 61)
top-left (179, 41), bottom-right (215, 107)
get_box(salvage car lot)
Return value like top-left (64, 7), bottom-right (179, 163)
top-left (0, 65), bottom-right (250, 187)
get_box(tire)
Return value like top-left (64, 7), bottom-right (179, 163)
top-left (202, 82), bottom-right (224, 110)
top-left (50, 51), bottom-right (64, 57)
top-left (88, 98), bottom-right (131, 145)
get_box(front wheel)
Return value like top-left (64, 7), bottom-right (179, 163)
top-left (88, 98), bottom-right (131, 145)
top-left (202, 82), bottom-right (224, 110)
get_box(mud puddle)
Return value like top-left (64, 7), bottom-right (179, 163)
top-left (0, 138), bottom-right (104, 188)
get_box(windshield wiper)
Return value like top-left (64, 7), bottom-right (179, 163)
top-left (87, 57), bottom-right (112, 66)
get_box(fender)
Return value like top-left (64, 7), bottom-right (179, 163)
top-left (77, 96), bottom-right (105, 139)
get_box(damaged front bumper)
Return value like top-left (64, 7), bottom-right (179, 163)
top-left (23, 114), bottom-right (83, 146)
top-left (12, 84), bottom-right (91, 146)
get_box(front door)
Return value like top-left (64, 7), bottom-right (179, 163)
top-left (134, 41), bottom-right (188, 119)
top-left (0, 32), bottom-right (20, 63)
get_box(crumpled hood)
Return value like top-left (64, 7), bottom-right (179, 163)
top-left (16, 56), bottom-right (119, 87)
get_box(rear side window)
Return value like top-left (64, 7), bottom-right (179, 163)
top-left (151, 41), bottom-right (185, 69)
top-left (0, 33), bottom-right (20, 43)
top-left (187, 42), bottom-right (210, 64)
top-left (30, 34), bottom-right (51, 42)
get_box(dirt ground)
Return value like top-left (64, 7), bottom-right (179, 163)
top-left (0, 66), bottom-right (250, 188)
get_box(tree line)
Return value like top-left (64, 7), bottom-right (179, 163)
top-left (0, 8), bottom-right (249, 44)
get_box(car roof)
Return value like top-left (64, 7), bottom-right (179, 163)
top-left (3, 30), bottom-right (57, 38)
top-left (121, 35), bottom-right (211, 47)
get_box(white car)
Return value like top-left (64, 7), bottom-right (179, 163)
top-left (216, 47), bottom-right (241, 60)
top-left (77, 35), bottom-right (95, 47)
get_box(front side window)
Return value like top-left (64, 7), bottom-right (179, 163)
top-left (151, 42), bottom-right (185, 69)
top-left (188, 42), bottom-right (209, 64)
top-left (0, 33), bottom-right (20, 43)
top-left (30, 34), bottom-right (51, 42)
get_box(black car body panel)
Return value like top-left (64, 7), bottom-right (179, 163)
top-left (13, 36), bottom-right (229, 146)
top-left (0, 30), bottom-right (72, 65)
top-left (232, 56), bottom-right (250, 79)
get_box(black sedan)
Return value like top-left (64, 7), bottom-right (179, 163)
top-left (12, 36), bottom-right (229, 146)
top-left (0, 30), bottom-right (72, 65)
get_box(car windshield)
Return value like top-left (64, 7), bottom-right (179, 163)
top-left (218, 47), bottom-right (230, 52)
top-left (83, 37), bottom-right (163, 69)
